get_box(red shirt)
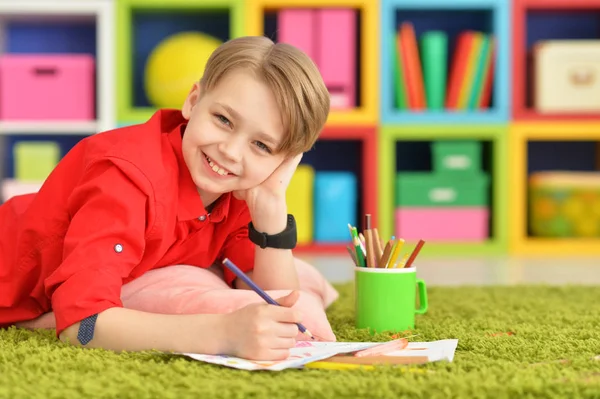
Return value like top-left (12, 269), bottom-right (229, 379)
top-left (0, 109), bottom-right (255, 336)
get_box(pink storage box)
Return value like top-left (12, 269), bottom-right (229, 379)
top-left (395, 207), bottom-right (489, 242)
top-left (0, 54), bottom-right (95, 120)
top-left (316, 8), bottom-right (357, 109)
top-left (278, 9), bottom-right (317, 61)
top-left (277, 8), bottom-right (357, 109)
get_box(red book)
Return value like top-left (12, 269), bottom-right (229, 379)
top-left (399, 22), bottom-right (426, 110)
top-left (445, 31), bottom-right (475, 109)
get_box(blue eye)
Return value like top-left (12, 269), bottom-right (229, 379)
top-left (255, 141), bottom-right (272, 154)
top-left (215, 114), bottom-right (231, 126)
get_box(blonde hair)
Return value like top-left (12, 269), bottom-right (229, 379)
top-left (200, 36), bottom-right (330, 155)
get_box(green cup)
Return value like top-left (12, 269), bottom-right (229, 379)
top-left (355, 267), bottom-right (428, 334)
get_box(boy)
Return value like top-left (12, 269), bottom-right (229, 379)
top-left (0, 36), bottom-right (330, 361)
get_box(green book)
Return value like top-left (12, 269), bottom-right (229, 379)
top-left (420, 31), bottom-right (448, 110)
top-left (392, 30), bottom-right (407, 110)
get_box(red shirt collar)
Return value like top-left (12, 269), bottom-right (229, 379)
top-left (153, 109), bottom-right (231, 222)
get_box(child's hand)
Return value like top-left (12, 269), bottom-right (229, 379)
top-left (233, 154), bottom-right (302, 226)
top-left (221, 290), bottom-right (303, 360)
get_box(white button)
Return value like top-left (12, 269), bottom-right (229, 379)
top-left (114, 244), bottom-right (123, 253)
top-left (199, 215), bottom-right (207, 221)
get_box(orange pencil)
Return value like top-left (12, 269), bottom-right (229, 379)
top-left (404, 240), bottom-right (425, 268)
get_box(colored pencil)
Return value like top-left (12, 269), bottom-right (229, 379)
top-left (222, 258), bottom-right (314, 340)
top-left (377, 239), bottom-right (394, 268)
top-left (372, 228), bottom-right (384, 259)
top-left (346, 246), bottom-right (358, 266)
top-left (387, 238), bottom-right (404, 268)
top-left (353, 237), bottom-right (366, 267)
top-left (404, 240), bottom-right (425, 268)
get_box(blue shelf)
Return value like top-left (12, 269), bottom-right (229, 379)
top-left (380, 0), bottom-right (510, 125)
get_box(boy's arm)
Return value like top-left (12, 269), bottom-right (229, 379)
top-left (49, 159), bottom-right (223, 354)
top-left (244, 205), bottom-right (299, 291)
top-left (59, 308), bottom-right (227, 354)
top-left (228, 155), bottom-right (305, 291)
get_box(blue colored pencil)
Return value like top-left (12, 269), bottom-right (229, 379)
top-left (222, 258), bottom-right (314, 340)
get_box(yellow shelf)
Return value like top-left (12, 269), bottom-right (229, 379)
top-left (244, 0), bottom-right (379, 126)
top-left (509, 122), bottom-right (600, 256)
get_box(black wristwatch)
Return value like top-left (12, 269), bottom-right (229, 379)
top-left (248, 214), bottom-right (297, 249)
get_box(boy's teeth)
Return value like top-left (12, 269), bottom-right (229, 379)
top-left (206, 156), bottom-right (230, 176)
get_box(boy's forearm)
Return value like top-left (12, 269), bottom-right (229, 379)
top-left (249, 207), bottom-right (299, 291)
top-left (59, 307), bottom-right (226, 354)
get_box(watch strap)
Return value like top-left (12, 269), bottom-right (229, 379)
top-left (248, 214), bottom-right (297, 250)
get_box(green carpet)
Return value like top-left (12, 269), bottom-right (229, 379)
top-left (1, 284), bottom-right (600, 399)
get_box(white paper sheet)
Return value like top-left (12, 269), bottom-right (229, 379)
top-left (181, 339), bottom-right (458, 371)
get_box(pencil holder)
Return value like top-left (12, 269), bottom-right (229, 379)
top-left (354, 267), bottom-right (427, 334)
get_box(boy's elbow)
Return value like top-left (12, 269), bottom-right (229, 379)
top-left (59, 322), bottom-right (81, 345)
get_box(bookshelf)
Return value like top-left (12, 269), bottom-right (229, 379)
top-left (510, 123), bottom-right (600, 256)
top-left (115, 0), bottom-right (245, 125)
top-left (380, 0), bottom-right (510, 125)
top-left (512, 0), bottom-right (600, 121)
top-left (0, 0), bottom-right (115, 198)
top-left (244, 0), bottom-right (379, 126)
top-left (378, 125), bottom-right (508, 257)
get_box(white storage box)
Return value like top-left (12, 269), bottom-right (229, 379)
top-left (534, 40), bottom-right (600, 113)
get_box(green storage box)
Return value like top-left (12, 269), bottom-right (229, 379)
top-left (14, 141), bottom-right (60, 181)
top-left (395, 172), bottom-right (490, 207)
top-left (529, 171), bottom-right (600, 237)
top-left (431, 140), bottom-right (482, 174)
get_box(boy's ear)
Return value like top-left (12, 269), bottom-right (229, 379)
top-left (181, 82), bottom-right (202, 120)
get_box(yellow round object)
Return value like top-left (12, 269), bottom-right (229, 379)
top-left (145, 32), bottom-right (223, 108)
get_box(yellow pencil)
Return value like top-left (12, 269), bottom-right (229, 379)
top-left (387, 238), bottom-right (405, 268)
top-left (304, 362), bottom-right (375, 371)
top-left (397, 253), bottom-right (410, 268)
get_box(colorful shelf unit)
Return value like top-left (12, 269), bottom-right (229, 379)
top-left (245, 0), bottom-right (379, 126)
top-left (115, 0), bottom-right (245, 125)
top-left (379, 125), bottom-right (508, 257)
top-left (0, 0), bottom-right (115, 202)
top-left (380, 0), bottom-right (510, 125)
top-left (293, 126), bottom-right (377, 254)
top-left (512, 0), bottom-right (600, 121)
top-left (510, 123), bottom-right (600, 256)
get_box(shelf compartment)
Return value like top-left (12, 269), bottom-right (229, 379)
top-left (513, 0), bottom-right (600, 121)
top-left (510, 122), bottom-right (600, 255)
top-left (380, 0), bottom-right (510, 125)
top-left (379, 124), bottom-right (508, 257)
top-left (293, 126), bottom-right (377, 254)
top-left (116, 0), bottom-right (245, 125)
top-left (245, 0), bottom-right (378, 126)
top-left (0, 0), bottom-right (115, 133)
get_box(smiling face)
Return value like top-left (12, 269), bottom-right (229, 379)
top-left (181, 69), bottom-right (287, 206)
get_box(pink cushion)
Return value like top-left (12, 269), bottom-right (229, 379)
top-left (16, 258), bottom-right (338, 342)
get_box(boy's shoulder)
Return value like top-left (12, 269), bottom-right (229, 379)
top-left (84, 109), bottom-right (183, 161)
